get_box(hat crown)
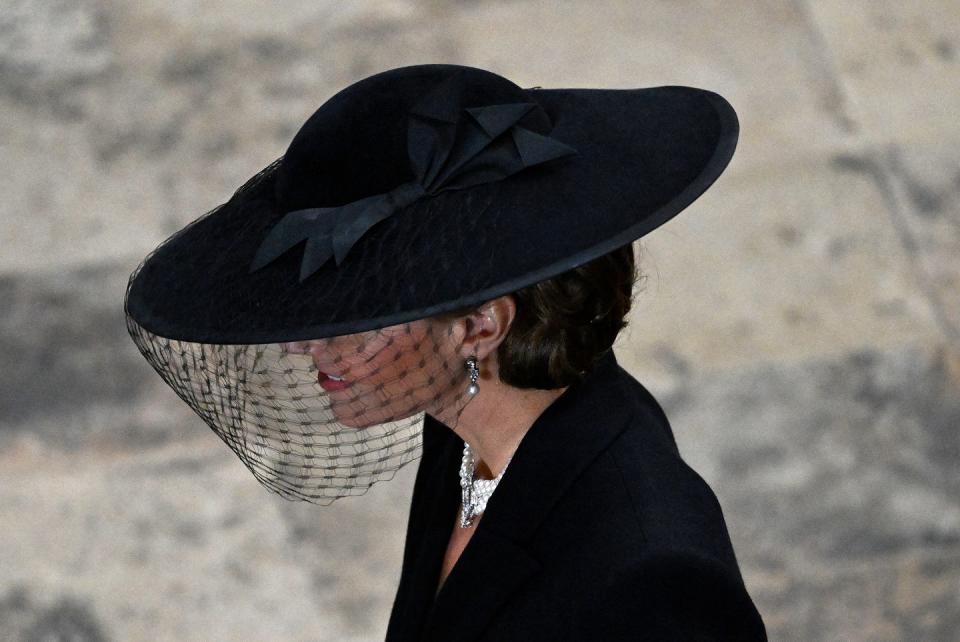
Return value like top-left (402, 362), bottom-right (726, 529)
top-left (276, 65), bottom-right (552, 213)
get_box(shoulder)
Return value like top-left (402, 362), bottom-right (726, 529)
top-left (580, 366), bottom-right (767, 638)
top-left (590, 549), bottom-right (768, 641)
top-left (585, 366), bottom-right (745, 568)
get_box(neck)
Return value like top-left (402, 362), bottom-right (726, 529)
top-left (450, 368), bottom-right (568, 479)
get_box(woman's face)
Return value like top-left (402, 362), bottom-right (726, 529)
top-left (279, 318), bottom-right (467, 429)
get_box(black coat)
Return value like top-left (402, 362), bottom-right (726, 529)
top-left (385, 350), bottom-right (767, 641)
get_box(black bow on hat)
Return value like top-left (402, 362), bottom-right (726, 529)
top-left (248, 70), bottom-right (579, 282)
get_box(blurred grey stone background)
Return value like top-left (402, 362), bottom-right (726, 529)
top-left (1, 1), bottom-right (959, 640)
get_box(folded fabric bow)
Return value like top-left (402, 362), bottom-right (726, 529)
top-left (249, 73), bottom-right (578, 281)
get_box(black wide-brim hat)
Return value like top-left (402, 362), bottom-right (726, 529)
top-left (126, 63), bottom-right (738, 344)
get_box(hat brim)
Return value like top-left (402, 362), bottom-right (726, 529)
top-left (125, 84), bottom-right (738, 344)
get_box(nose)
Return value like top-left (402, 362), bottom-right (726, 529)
top-left (279, 341), bottom-right (311, 355)
top-left (279, 340), bottom-right (339, 373)
top-left (304, 340), bottom-right (341, 373)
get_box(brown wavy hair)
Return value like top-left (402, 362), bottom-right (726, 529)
top-left (436, 243), bottom-right (642, 389)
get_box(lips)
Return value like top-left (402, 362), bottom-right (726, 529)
top-left (317, 371), bottom-right (351, 391)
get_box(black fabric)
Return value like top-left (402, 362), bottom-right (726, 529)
top-left (386, 350), bottom-right (767, 642)
top-left (125, 64), bottom-right (739, 343)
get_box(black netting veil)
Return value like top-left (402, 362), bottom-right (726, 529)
top-left (126, 309), bottom-right (475, 503)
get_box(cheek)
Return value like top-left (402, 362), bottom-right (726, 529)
top-left (359, 332), bottom-right (444, 390)
top-left (312, 331), bottom-right (403, 381)
top-left (299, 322), bottom-right (447, 386)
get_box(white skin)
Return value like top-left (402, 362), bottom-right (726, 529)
top-left (282, 294), bottom-right (568, 480)
top-left (443, 295), bottom-right (570, 479)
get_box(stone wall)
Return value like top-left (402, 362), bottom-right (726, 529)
top-left (2, 1), bottom-right (958, 639)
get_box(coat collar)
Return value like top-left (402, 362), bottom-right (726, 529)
top-left (461, 348), bottom-right (632, 543)
top-left (417, 348), bottom-right (636, 641)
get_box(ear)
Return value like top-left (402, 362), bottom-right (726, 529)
top-left (457, 294), bottom-right (516, 362)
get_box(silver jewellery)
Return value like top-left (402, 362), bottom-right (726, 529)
top-left (458, 354), bottom-right (517, 527)
top-left (459, 442), bottom-right (513, 528)
top-left (465, 355), bottom-right (480, 396)
top-left (459, 352), bottom-right (511, 528)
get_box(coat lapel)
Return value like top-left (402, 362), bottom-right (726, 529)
top-left (424, 529), bottom-right (542, 642)
top-left (387, 415), bottom-right (462, 642)
top-left (420, 349), bottom-right (634, 641)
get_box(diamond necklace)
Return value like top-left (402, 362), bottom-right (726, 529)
top-left (459, 442), bottom-right (514, 528)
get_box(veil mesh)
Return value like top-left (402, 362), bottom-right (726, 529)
top-left (125, 311), bottom-right (474, 504)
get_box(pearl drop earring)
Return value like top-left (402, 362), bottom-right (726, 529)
top-left (465, 355), bottom-right (480, 395)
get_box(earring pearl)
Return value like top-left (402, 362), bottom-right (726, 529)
top-left (466, 355), bottom-right (480, 395)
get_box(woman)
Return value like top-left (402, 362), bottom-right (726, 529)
top-left (125, 63), bottom-right (766, 640)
